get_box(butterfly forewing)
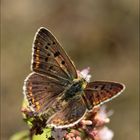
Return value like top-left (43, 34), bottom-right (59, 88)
top-left (24, 27), bottom-right (79, 113)
top-left (84, 81), bottom-right (125, 108)
top-left (32, 27), bottom-right (77, 81)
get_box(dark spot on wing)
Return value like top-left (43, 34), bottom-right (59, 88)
top-left (94, 86), bottom-right (98, 89)
top-left (32, 62), bottom-right (36, 67)
top-left (45, 57), bottom-right (48, 62)
top-left (61, 61), bottom-right (65, 65)
top-left (96, 94), bottom-right (100, 98)
top-left (101, 85), bottom-right (105, 90)
top-left (45, 46), bottom-right (48, 49)
top-left (34, 46), bottom-right (38, 49)
top-left (54, 51), bottom-right (60, 57)
top-left (49, 66), bottom-right (53, 70)
top-left (47, 53), bottom-right (51, 56)
top-left (53, 42), bottom-right (55, 45)
top-left (47, 43), bottom-right (51, 46)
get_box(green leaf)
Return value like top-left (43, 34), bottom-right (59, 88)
top-left (33, 127), bottom-right (52, 140)
top-left (10, 127), bottom-right (52, 140)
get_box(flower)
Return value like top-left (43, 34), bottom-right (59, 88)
top-left (51, 128), bottom-right (67, 140)
top-left (63, 105), bottom-right (114, 140)
top-left (64, 129), bottom-right (82, 140)
top-left (97, 127), bottom-right (114, 140)
top-left (77, 67), bottom-right (91, 82)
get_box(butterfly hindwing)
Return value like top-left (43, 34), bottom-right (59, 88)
top-left (24, 72), bottom-right (67, 113)
top-left (84, 81), bottom-right (125, 108)
top-left (47, 96), bottom-right (87, 128)
top-left (32, 27), bottom-right (77, 81)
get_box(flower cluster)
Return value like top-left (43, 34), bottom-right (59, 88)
top-left (51, 105), bottom-right (114, 140)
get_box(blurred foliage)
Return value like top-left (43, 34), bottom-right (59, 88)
top-left (1, 0), bottom-right (139, 140)
top-left (10, 129), bottom-right (51, 140)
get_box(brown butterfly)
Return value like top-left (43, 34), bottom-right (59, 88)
top-left (23, 27), bottom-right (125, 128)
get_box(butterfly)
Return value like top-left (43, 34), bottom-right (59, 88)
top-left (23, 27), bottom-right (125, 129)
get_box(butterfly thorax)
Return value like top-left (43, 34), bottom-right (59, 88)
top-left (62, 78), bottom-right (87, 101)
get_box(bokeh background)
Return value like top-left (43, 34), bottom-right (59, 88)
top-left (1, 0), bottom-right (139, 140)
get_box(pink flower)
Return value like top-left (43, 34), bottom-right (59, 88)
top-left (77, 67), bottom-right (91, 82)
top-left (94, 106), bottom-right (113, 127)
top-left (89, 127), bottom-right (114, 140)
top-left (97, 127), bottom-right (114, 140)
top-left (64, 129), bottom-right (81, 140)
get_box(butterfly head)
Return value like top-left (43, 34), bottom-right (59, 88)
top-left (73, 78), bottom-right (87, 91)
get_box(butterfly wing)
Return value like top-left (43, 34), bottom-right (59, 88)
top-left (84, 81), bottom-right (125, 109)
top-left (23, 72), bottom-right (67, 113)
top-left (32, 27), bottom-right (77, 81)
top-left (47, 96), bottom-right (87, 128)
top-left (24, 27), bottom-right (78, 113)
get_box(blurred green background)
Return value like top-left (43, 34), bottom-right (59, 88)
top-left (1, 0), bottom-right (139, 140)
